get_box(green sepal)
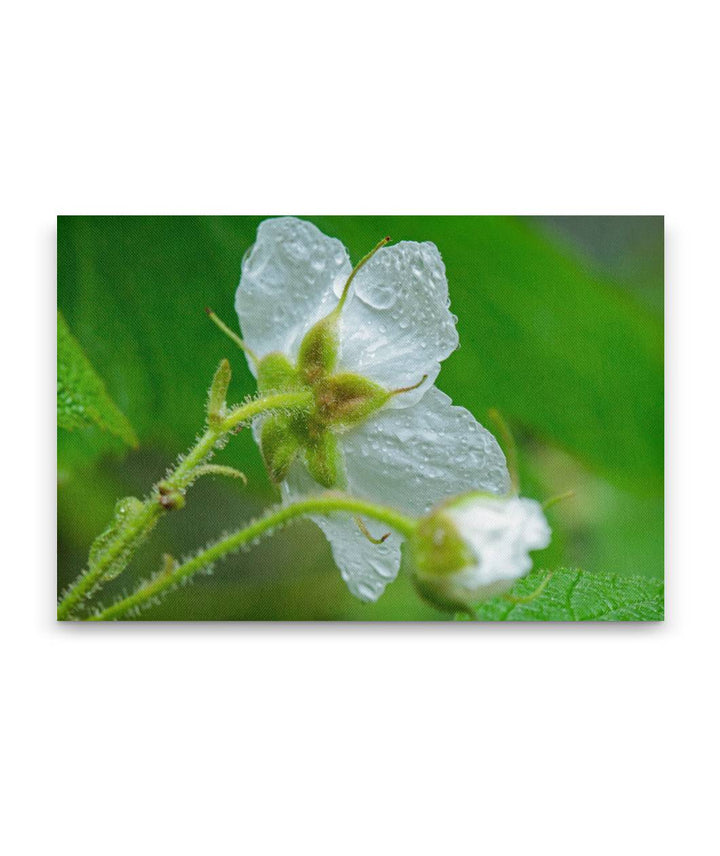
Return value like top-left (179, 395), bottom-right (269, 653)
top-left (257, 352), bottom-right (302, 394)
top-left (409, 512), bottom-right (478, 612)
top-left (260, 415), bottom-right (301, 484)
top-left (412, 513), bottom-right (474, 578)
top-left (315, 372), bottom-right (389, 427)
top-left (297, 317), bottom-right (338, 384)
top-left (207, 358), bottom-right (232, 426)
top-left (306, 430), bottom-right (342, 488)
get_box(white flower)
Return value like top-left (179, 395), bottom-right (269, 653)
top-left (412, 493), bottom-right (552, 609)
top-left (235, 217), bottom-right (511, 601)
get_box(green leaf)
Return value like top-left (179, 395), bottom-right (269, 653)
top-left (471, 568), bottom-right (664, 621)
top-left (57, 310), bottom-right (138, 447)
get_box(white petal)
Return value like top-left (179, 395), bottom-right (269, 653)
top-left (448, 496), bottom-right (551, 589)
top-left (235, 217), bottom-right (351, 371)
top-left (339, 386), bottom-right (512, 517)
top-left (281, 461), bottom-right (402, 602)
top-left (337, 242), bottom-right (459, 406)
top-left (305, 515), bottom-right (403, 603)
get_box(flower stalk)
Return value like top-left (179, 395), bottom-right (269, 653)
top-left (87, 495), bottom-right (418, 620)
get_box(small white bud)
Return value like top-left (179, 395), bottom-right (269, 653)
top-left (411, 493), bottom-right (551, 610)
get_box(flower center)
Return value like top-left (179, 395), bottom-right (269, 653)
top-left (255, 236), bottom-right (425, 489)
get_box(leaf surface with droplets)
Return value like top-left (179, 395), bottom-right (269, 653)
top-left (57, 311), bottom-right (138, 447)
top-left (470, 568), bottom-right (664, 621)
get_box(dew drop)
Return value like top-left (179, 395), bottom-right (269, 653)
top-left (354, 253), bottom-right (401, 310)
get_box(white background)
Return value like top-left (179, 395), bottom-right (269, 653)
top-left (2, 1), bottom-right (717, 854)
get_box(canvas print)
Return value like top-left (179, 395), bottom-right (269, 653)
top-left (57, 216), bottom-right (664, 621)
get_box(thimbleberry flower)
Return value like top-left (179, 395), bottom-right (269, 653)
top-left (235, 217), bottom-right (511, 601)
top-left (411, 493), bottom-right (552, 611)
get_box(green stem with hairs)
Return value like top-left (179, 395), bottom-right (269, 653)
top-left (57, 388), bottom-right (314, 620)
top-left (87, 495), bottom-right (418, 621)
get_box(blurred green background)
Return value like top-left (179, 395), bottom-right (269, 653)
top-left (57, 216), bottom-right (664, 620)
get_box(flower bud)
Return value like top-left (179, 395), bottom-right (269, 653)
top-left (410, 493), bottom-right (551, 611)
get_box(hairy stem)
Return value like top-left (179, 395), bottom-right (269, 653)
top-left (57, 389), bottom-right (313, 620)
top-left (56, 502), bottom-right (162, 621)
top-left (87, 495), bottom-right (418, 621)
